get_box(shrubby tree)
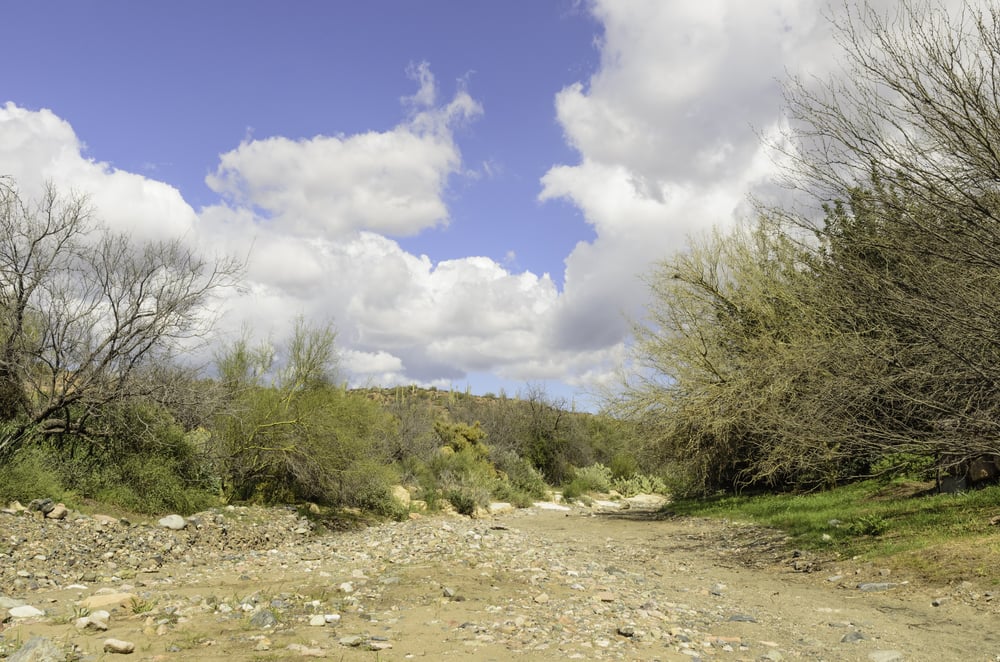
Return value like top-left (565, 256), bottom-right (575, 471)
top-left (0, 179), bottom-right (241, 459)
top-left (626, 1), bottom-right (1000, 492)
top-left (784, 1), bottom-right (1000, 470)
top-left (212, 318), bottom-right (401, 511)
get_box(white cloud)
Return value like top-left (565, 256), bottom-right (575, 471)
top-left (205, 67), bottom-right (482, 239)
top-left (537, 1), bottom-right (837, 370)
top-left (0, 102), bottom-right (198, 242)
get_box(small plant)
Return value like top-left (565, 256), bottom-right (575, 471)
top-left (129, 596), bottom-right (157, 614)
top-left (848, 514), bottom-right (889, 537)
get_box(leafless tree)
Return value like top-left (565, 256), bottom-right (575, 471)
top-left (0, 178), bottom-right (241, 457)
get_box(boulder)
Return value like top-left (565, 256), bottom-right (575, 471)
top-left (157, 514), bottom-right (187, 530)
top-left (8, 636), bottom-right (65, 662)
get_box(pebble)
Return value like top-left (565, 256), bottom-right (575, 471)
top-left (103, 638), bottom-right (135, 654)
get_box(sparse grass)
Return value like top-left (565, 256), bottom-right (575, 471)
top-left (129, 596), bottom-right (157, 614)
top-left (669, 480), bottom-right (1000, 583)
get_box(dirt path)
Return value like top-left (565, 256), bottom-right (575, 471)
top-left (2, 505), bottom-right (998, 661)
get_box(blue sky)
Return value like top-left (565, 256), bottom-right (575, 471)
top-left (0, 1), bottom-right (920, 405)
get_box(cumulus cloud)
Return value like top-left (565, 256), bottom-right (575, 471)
top-left (0, 102), bottom-right (198, 242)
top-left (538, 1), bottom-right (842, 366)
top-left (205, 65), bottom-right (482, 239)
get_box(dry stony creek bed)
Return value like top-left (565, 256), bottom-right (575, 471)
top-left (1, 499), bottom-right (998, 661)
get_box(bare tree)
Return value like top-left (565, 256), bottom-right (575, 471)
top-left (781, 1), bottom-right (1000, 469)
top-left (0, 178), bottom-right (241, 457)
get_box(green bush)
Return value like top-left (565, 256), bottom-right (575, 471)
top-left (337, 460), bottom-right (406, 520)
top-left (0, 446), bottom-right (69, 505)
top-left (849, 514), bottom-right (889, 537)
top-left (571, 464), bottom-right (613, 492)
top-left (94, 454), bottom-right (216, 514)
top-left (609, 453), bottom-right (639, 480)
top-left (612, 472), bottom-right (668, 497)
top-left (492, 449), bottom-right (549, 498)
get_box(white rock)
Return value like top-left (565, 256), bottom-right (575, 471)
top-left (533, 501), bottom-right (571, 511)
top-left (8, 605), bottom-right (44, 619)
top-left (103, 638), bottom-right (135, 654)
top-left (157, 514), bottom-right (187, 530)
top-left (309, 614), bottom-right (326, 626)
top-left (624, 493), bottom-right (669, 511)
top-left (324, 613), bottom-right (341, 623)
top-left (488, 502), bottom-right (514, 514)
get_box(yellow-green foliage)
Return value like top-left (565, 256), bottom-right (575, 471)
top-left (434, 419), bottom-right (488, 457)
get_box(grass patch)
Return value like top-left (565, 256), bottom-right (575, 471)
top-left (669, 480), bottom-right (1000, 584)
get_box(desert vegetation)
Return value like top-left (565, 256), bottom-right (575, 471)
top-left (0, 182), bottom-right (653, 516)
top-left (613, 1), bottom-right (1000, 499)
top-left (5, 2), bottom-right (1000, 550)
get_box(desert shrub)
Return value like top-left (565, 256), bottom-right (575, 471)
top-left (491, 449), bottom-right (549, 499)
top-left (869, 453), bottom-right (936, 481)
top-left (572, 464), bottom-right (613, 492)
top-left (849, 514), bottom-right (889, 537)
top-left (337, 459), bottom-right (406, 519)
top-left (609, 452), bottom-right (640, 480)
top-left (0, 445), bottom-right (68, 505)
top-left (611, 472), bottom-right (668, 497)
top-left (95, 453), bottom-right (216, 515)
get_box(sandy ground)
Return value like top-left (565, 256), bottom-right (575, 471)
top-left (3, 505), bottom-right (999, 661)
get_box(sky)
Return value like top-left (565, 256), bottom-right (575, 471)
top-left (0, 1), bottom-right (921, 406)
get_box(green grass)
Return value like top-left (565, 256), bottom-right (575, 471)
top-left (669, 480), bottom-right (1000, 583)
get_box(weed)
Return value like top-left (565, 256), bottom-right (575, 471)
top-left (849, 514), bottom-right (889, 537)
top-left (129, 596), bottom-right (157, 614)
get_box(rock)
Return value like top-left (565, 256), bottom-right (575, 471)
top-left (391, 485), bottom-right (411, 508)
top-left (367, 641), bottom-right (393, 651)
top-left (8, 636), bottom-right (65, 662)
top-left (624, 493), bottom-right (669, 511)
top-left (931, 596), bottom-right (949, 606)
top-left (533, 592), bottom-right (550, 603)
top-left (617, 625), bottom-right (636, 637)
top-left (324, 613), bottom-right (341, 623)
top-left (868, 652), bottom-right (904, 662)
top-left (594, 591), bottom-right (616, 602)
top-left (841, 631), bottom-right (866, 643)
top-left (44, 503), bottom-right (68, 520)
top-left (76, 615), bottom-right (108, 631)
top-left (79, 592), bottom-right (137, 610)
top-left (339, 635), bottom-right (365, 647)
top-left (8, 605), bottom-right (45, 619)
top-left (27, 498), bottom-right (55, 514)
top-left (103, 638), bottom-right (135, 654)
top-left (533, 501), bottom-right (572, 511)
top-left (488, 501), bottom-right (514, 515)
top-left (857, 582), bottom-right (897, 592)
top-left (157, 514), bottom-right (187, 530)
top-left (309, 614), bottom-right (326, 626)
top-left (591, 500), bottom-right (623, 513)
top-left (287, 643), bottom-right (326, 656)
top-left (4, 500), bottom-right (26, 513)
top-left (727, 613), bottom-right (757, 623)
top-left (249, 609), bottom-right (278, 629)
top-left (92, 514), bottom-right (121, 525)
top-left (761, 651), bottom-right (784, 662)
